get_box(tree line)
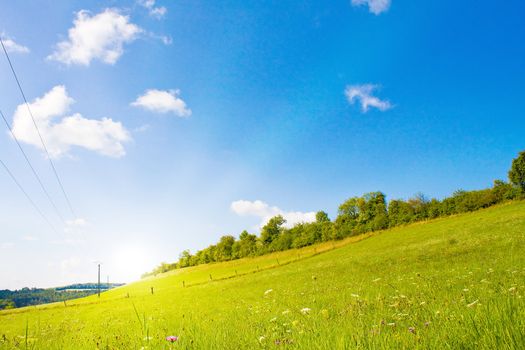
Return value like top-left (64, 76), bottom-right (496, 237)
top-left (0, 283), bottom-right (124, 310)
top-left (143, 150), bottom-right (525, 277)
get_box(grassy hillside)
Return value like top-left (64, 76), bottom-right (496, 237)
top-left (1, 201), bottom-right (524, 349)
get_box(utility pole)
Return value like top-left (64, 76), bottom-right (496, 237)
top-left (97, 263), bottom-right (101, 298)
top-left (93, 260), bottom-right (103, 298)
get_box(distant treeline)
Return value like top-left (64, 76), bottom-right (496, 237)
top-left (143, 150), bottom-right (525, 277)
top-left (0, 283), bottom-right (124, 310)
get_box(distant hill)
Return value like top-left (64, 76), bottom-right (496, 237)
top-left (0, 283), bottom-right (124, 310)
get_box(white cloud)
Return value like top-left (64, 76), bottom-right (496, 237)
top-left (351, 0), bottom-right (391, 15)
top-left (160, 35), bottom-right (172, 45)
top-left (345, 84), bottom-right (392, 112)
top-left (131, 89), bottom-right (191, 117)
top-left (1, 34), bottom-right (29, 54)
top-left (11, 85), bottom-right (131, 158)
top-left (0, 242), bottom-right (15, 249)
top-left (138, 0), bottom-right (167, 19)
top-left (231, 200), bottom-right (316, 229)
top-left (48, 9), bottom-right (142, 65)
top-left (22, 236), bottom-right (38, 241)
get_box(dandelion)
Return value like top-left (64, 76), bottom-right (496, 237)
top-left (300, 307), bottom-right (311, 315)
top-left (320, 309), bottom-right (329, 319)
top-left (351, 293), bottom-right (360, 298)
top-left (508, 287), bottom-right (517, 293)
top-left (387, 322), bottom-right (396, 327)
top-left (463, 288), bottom-right (469, 292)
top-left (264, 289), bottom-right (273, 296)
top-left (166, 336), bottom-right (178, 342)
top-left (292, 320), bottom-right (300, 327)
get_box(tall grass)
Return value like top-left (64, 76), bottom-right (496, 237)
top-left (1, 201), bottom-right (524, 349)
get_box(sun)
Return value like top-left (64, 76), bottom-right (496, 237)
top-left (111, 246), bottom-right (156, 283)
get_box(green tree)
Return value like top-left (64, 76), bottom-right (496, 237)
top-left (178, 250), bottom-right (193, 268)
top-left (235, 230), bottom-right (258, 257)
top-left (509, 150), bottom-right (525, 192)
top-left (315, 211), bottom-right (330, 223)
top-left (216, 235), bottom-right (235, 261)
top-left (260, 215), bottom-right (286, 245)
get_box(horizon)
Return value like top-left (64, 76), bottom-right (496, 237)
top-left (1, 0), bottom-right (524, 290)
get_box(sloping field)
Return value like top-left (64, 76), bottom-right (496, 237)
top-left (1, 201), bottom-right (524, 349)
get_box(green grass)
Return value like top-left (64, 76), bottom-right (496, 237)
top-left (1, 201), bottom-right (524, 349)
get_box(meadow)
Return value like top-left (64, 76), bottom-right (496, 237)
top-left (1, 201), bottom-right (524, 349)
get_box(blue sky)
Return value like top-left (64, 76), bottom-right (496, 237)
top-left (0, 0), bottom-right (524, 289)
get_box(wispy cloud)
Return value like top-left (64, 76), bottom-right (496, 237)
top-left (138, 0), bottom-right (167, 19)
top-left (351, 0), bottom-right (391, 15)
top-left (230, 200), bottom-right (316, 229)
top-left (131, 89), bottom-right (191, 117)
top-left (11, 85), bottom-right (131, 158)
top-left (48, 9), bottom-right (142, 66)
top-left (0, 33), bottom-right (29, 54)
top-left (345, 84), bottom-right (393, 112)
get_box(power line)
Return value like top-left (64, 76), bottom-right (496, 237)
top-left (0, 109), bottom-right (65, 223)
top-left (0, 158), bottom-right (61, 237)
top-left (0, 37), bottom-right (76, 219)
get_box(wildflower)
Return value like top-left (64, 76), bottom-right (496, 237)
top-left (351, 294), bottom-right (360, 298)
top-left (166, 336), bottom-right (178, 342)
top-left (292, 320), bottom-right (300, 327)
top-left (387, 323), bottom-right (396, 327)
top-left (424, 321), bottom-right (431, 327)
top-left (264, 289), bottom-right (273, 296)
top-left (463, 289), bottom-right (469, 292)
top-left (300, 307), bottom-right (311, 315)
top-left (270, 317), bottom-right (277, 323)
top-left (408, 327), bottom-right (416, 334)
top-left (509, 287), bottom-right (517, 293)
top-left (320, 309), bottom-right (329, 319)
top-left (282, 310), bottom-right (290, 315)
top-left (258, 336), bottom-right (266, 343)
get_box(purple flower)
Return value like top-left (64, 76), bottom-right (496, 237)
top-left (166, 336), bottom-right (179, 342)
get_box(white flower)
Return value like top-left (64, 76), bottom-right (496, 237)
top-left (300, 307), bottom-right (311, 315)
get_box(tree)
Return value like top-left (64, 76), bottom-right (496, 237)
top-left (509, 150), bottom-right (525, 192)
top-left (315, 211), bottom-right (330, 223)
top-left (216, 235), bottom-right (235, 261)
top-left (235, 230), bottom-right (257, 258)
top-left (260, 215), bottom-right (285, 245)
top-left (178, 250), bottom-right (192, 268)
